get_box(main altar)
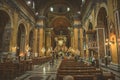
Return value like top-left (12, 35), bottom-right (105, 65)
top-left (54, 35), bottom-right (68, 56)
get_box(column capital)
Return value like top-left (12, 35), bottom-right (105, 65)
top-left (45, 27), bottom-right (53, 31)
top-left (73, 24), bottom-right (82, 29)
top-left (68, 27), bottom-right (73, 31)
top-left (35, 24), bottom-right (44, 29)
top-left (45, 28), bottom-right (53, 35)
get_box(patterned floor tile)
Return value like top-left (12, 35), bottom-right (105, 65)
top-left (15, 59), bottom-right (61, 80)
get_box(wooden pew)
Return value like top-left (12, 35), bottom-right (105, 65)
top-left (0, 62), bottom-right (18, 80)
top-left (32, 56), bottom-right (52, 65)
top-left (103, 72), bottom-right (115, 80)
top-left (57, 59), bottom-right (103, 80)
top-left (0, 63), bottom-right (6, 80)
top-left (57, 75), bottom-right (97, 80)
top-left (57, 69), bottom-right (102, 76)
top-left (59, 66), bottom-right (95, 70)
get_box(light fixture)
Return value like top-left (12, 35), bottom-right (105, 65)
top-left (50, 7), bottom-right (54, 12)
top-left (35, 12), bottom-right (38, 15)
top-left (11, 46), bottom-right (17, 52)
top-left (41, 47), bottom-right (45, 53)
top-left (77, 11), bottom-right (81, 14)
top-left (19, 52), bottom-right (24, 57)
top-left (111, 38), bottom-right (115, 44)
top-left (82, 0), bottom-right (85, 3)
top-left (67, 7), bottom-right (70, 11)
top-left (105, 38), bottom-right (114, 46)
top-left (27, 1), bottom-right (31, 5)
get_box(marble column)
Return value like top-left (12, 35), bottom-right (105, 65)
top-left (45, 28), bottom-right (53, 56)
top-left (78, 28), bottom-right (80, 51)
top-left (96, 22), bottom-right (106, 65)
top-left (68, 27), bottom-right (74, 48)
top-left (71, 33), bottom-right (74, 48)
top-left (86, 34), bottom-right (89, 59)
top-left (74, 27), bottom-right (78, 50)
top-left (36, 16), bottom-right (46, 57)
top-left (109, 10), bottom-right (120, 71)
top-left (11, 11), bottom-right (18, 53)
top-left (79, 28), bottom-right (84, 57)
top-left (36, 28), bottom-right (40, 57)
top-left (33, 29), bottom-right (38, 57)
top-left (39, 27), bottom-right (44, 56)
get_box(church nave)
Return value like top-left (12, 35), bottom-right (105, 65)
top-left (0, 0), bottom-right (120, 80)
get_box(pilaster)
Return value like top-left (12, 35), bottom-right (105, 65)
top-left (33, 29), bottom-right (38, 57)
top-left (79, 28), bottom-right (84, 57)
top-left (74, 27), bottom-right (78, 50)
top-left (45, 28), bottom-right (53, 56)
top-left (11, 11), bottom-right (18, 53)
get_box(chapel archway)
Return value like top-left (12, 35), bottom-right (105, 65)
top-left (16, 24), bottom-right (26, 60)
top-left (97, 7), bottom-right (109, 63)
top-left (28, 30), bottom-right (34, 57)
top-left (0, 10), bottom-right (11, 52)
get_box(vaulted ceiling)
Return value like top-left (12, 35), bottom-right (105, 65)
top-left (31, 0), bottom-right (82, 36)
top-left (33, 0), bottom-right (82, 15)
top-left (25, 0), bottom-right (83, 36)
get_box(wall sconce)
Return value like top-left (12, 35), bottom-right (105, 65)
top-left (105, 38), bottom-right (114, 46)
top-left (19, 52), bottom-right (24, 57)
top-left (27, 1), bottom-right (31, 5)
top-left (26, 45), bottom-right (31, 52)
top-left (41, 47), bottom-right (46, 53)
top-left (11, 46), bottom-right (17, 52)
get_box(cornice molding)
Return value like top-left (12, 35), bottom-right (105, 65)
top-left (9, 0), bottom-right (35, 25)
top-left (16, 0), bottom-right (35, 17)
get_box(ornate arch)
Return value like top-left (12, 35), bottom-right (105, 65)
top-left (88, 22), bottom-right (93, 30)
top-left (49, 16), bottom-right (71, 27)
top-left (0, 7), bottom-right (13, 28)
top-left (17, 19), bottom-right (27, 36)
top-left (95, 2), bottom-right (108, 26)
top-left (0, 8), bottom-right (12, 52)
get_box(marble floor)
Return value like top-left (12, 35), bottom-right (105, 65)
top-left (15, 59), bottom-right (61, 80)
top-left (14, 59), bottom-right (120, 80)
